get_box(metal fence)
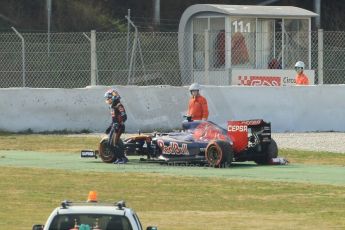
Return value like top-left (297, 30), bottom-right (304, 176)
top-left (0, 30), bottom-right (345, 88)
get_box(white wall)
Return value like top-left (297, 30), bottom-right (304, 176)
top-left (0, 85), bottom-right (344, 133)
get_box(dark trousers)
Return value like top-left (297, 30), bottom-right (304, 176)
top-left (108, 125), bottom-right (125, 158)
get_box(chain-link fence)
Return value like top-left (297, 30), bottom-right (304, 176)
top-left (0, 32), bottom-right (91, 88)
top-left (1, 30), bottom-right (345, 88)
top-left (322, 31), bottom-right (345, 84)
top-left (96, 32), bottom-right (182, 86)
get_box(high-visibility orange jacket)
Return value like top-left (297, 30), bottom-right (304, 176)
top-left (295, 73), bottom-right (309, 85)
top-left (188, 95), bottom-right (209, 120)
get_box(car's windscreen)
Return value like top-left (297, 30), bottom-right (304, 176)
top-left (48, 214), bottom-right (133, 230)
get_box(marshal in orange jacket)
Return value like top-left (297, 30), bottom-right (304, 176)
top-left (188, 95), bottom-right (209, 121)
top-left (295, 73), bottom-right (309, 85)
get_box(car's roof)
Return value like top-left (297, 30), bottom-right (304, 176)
top-left (53, 201), bottom-right (133, 216)
top-left (55, 205), bottom-right (129, 215)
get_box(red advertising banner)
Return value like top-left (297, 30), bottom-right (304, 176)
top-left (232, 69), bottom-right (315, 86)
top-left (238, 75), bottom-right (281, 86)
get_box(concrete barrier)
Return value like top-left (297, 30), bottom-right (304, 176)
top-left (0, 85), bottom-right (344, 133)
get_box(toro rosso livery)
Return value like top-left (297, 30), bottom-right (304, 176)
top-left (88, 119), bottom-right (280, 167)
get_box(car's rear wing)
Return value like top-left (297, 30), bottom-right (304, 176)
top-left (227, 119), bottom-right (271, 152)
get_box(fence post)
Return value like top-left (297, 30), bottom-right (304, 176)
top-left (204, 29), bottom-right (209, 84)
top-left (83, 31), bottom-right (98, 86)
top-left (11, 27), bottom-right (26, 87)
top-left (225, 27), bottom-right (232, 85)
top-left (90, 30), bottom-right (98, 86)
top-left (128, 30), bottom-right (137, 85)
top-left (318, 29), bottom-right (323, 85)
top-left (126, 9), bottom-right (131, 66)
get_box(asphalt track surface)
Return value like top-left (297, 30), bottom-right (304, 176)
top-left (1, 150), bottom-right (344, 186)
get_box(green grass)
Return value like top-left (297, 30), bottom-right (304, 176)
top-left (1, 167), bottom-right (345, 230)
top-left (280, 148), bottom-right (345, 166)
top-left (0, 133), bottom-right (99, 153)
top-left (0, 134), bottom-right (345, 229)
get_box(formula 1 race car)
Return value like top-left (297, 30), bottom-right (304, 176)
top-left (82, 119), bottom-right (283, 167)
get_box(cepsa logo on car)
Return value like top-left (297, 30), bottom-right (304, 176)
top-left (157, 140), bottom-right (189, 155)
top-left (228, 125), bottom-right (248, 132)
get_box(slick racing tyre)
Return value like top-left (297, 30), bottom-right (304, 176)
top-left (254, 139), bottom-right (278, 165)
top-left (205, 140), bottom-right (233, 168)
top-left (99, 137), bottom-right (124, 163)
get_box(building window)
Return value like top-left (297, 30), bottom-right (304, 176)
top-left (192, 18), bottom-right (207, 70)
top-left (210, 17), bottom-right (225, 69)
top-left (283, 19), bottom-right (309, 69)
top-left (230, 17), bottom-right (255, 68)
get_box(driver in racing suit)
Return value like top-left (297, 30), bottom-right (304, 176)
top-left (104, 89), bottom-right (128, 164)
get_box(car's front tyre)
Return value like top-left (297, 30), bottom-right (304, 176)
top-left (99, 137), bottom-right (124, 163)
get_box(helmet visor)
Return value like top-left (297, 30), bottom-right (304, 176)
top-left (105, 98), bottom-right (112, 104)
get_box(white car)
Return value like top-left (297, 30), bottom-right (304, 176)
top-left (32, 193), bottom-right (157, 230)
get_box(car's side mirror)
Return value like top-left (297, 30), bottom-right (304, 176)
top-left (146, 226), bottom-right (158, 230)
top-left (32, 224), bottom-right (44, 230)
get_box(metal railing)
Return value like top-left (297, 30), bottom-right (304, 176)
top-left (0, 30), bottom-right (344, 88)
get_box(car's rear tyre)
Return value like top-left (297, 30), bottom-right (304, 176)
top-left (99, 137), bottom-right (124, 163)
top-left (254, 139), bottom-right (278, 165)
top-left (205, 140), bottom-right (233, 168)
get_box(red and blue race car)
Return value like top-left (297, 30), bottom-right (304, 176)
top-left (93, 119), bottom-right (282, 167)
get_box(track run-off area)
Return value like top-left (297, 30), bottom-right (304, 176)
top-left (1, 150), bottom-right (344, 186)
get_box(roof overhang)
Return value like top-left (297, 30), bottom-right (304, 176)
top-left (179, 4), bottom-right (318, 34)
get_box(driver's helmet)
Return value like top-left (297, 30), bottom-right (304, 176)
top-left (104, 89), bottom-right (121, 102)
top-left (294, 61), bottom-right (305, 70)
top-left (189, 83), bottom-right (200, 92)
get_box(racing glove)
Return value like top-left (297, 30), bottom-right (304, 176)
top-left (105, 125), bottom-right (112, 134)
top-left (112, 122), bottom-right (119, 130)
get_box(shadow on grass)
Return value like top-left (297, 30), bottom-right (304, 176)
top-left (83, 161), bottom-right (105, 164)
top-left (82, 157), bottom-right (261, 169)
top-left (230, 163), bottom-right (259, 168)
